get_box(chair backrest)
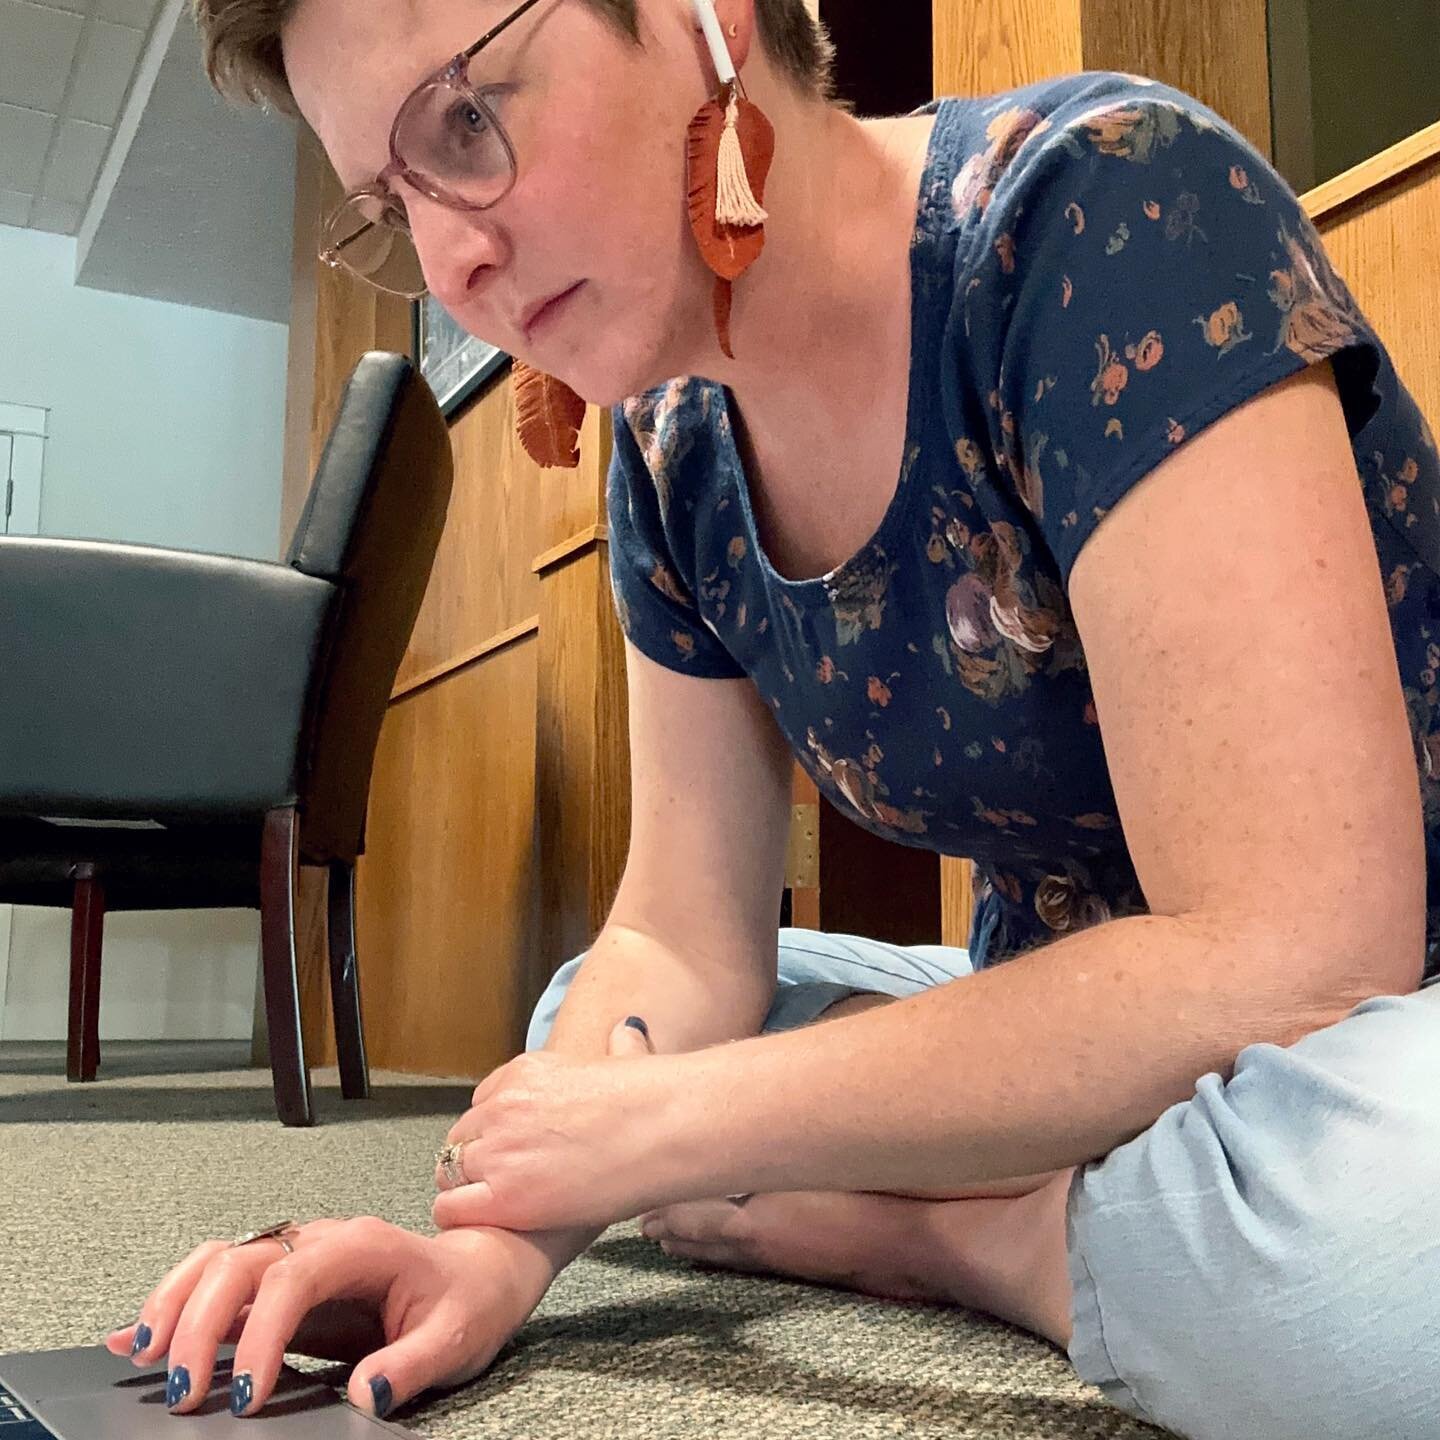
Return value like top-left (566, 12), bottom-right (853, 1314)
top-left (287, 351), bottom-right (453, 863)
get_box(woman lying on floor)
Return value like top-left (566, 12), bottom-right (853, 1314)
top-left (107, 0), bottom-right (1440, 1434)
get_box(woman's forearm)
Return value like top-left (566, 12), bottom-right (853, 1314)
top-left (657, 912), bottom-right (1368, 1200)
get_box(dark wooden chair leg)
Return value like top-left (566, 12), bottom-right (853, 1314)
top-left (260, 806), bottom-right (315, 1126)
top-left (327, 860), bottom-right (371, 1101)
top-left (66, 864), bottom-right (104, 1083)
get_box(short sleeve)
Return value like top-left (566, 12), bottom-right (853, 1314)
top-left (959, 79), bottom-right (1378, 588)
top-left (605, 399), bottom-right (746, 679)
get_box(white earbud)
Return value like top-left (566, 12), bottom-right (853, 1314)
top-left (690, 0), bottom-right (737, 86)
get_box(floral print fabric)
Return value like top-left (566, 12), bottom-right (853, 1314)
top-left (606, 71), bottom-right (1440, 976)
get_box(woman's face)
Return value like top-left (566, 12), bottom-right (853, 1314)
top-left (283, 0), bottom-right (729, 404)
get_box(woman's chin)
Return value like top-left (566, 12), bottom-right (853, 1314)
top-left (517, 323), bottom-right (680, 407)
top-left (549, 360), bottom-right (660, 410)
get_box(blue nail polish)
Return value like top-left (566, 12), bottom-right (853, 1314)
top-left (130, 1323), bottom-right (151, 1357)
top-left (369, 1375), bottom-right (393, 1418)
top-left (166, 1366), bottom-right (190, 1409)
top-left (230, 1371), bottom-right (253, 1416)
top-left (624, 1015), bottom-right (650, 1040)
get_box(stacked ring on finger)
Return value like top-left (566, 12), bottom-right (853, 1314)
top-left (229, 1220), bottom-right (300, 1254)
top-left (436, 1141), bottom-right (466, 1188)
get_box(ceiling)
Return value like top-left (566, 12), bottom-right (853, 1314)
top-left (0, 0), bottom-right (159, 233)
top-left (0, 0), bottom-right (295, 321)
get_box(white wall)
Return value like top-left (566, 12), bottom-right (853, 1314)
top-left (0, 222), bottom-right (289, 1042)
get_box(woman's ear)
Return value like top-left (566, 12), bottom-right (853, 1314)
top-left (692, 0), bottom-right (756, 79)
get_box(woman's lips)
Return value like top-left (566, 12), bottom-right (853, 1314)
top-left (521, 282), bottom-right (584, 343)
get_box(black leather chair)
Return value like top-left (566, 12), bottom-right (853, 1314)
top-left (0, 352), bottom-right (453, 1126)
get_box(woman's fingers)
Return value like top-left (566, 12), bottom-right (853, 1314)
top-left (164, 1242), bottom-right (288, 1413)
top-left (102, 1219), bottom-right (345, 1416)
top-left (104, 1239), bottom-right (231, 1365)
top-left (343, 1300), bottom-right (503, 1419)
top-left (104, 1324), bottom-right (141, 1360)
top-left (431, 1022), bottom-right (655, 1212)
top-left (606, 1015), bottom-right (654, 1057)
top-left (430, 1182), bottom-right (499, 1231)
top-left (229, 1218), bottom-right (410, 1417)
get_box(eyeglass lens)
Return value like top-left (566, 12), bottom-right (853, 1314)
top-left (322, 62), bottom-right (517, 296)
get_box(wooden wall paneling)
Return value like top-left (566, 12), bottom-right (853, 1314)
top-left (934, 0), bottom-right (1083, 98)
top-left (939, 856), bottom-right (975, 949)
top-left (1078, 0), bottom-right (1274, 159)
top-left (787, 768), bottom-right (821, 930)
top-left (528, 404), bottom-right (634, 1005)
top-left (933, 1), bottom-right (1272, 155)
top-left (356, 636), bottom-right (541, 1076)
top-left (533, 537), bottom-right (632, 987)
top-left (393, 375), bottom-right (541, 695)
top-left (1303, 119), bottom-right (1440, 221)
top-left (816, 804), bottom-right (942, 947)
top-left (537, 404), bottom-right (612, 555)
top-left (1310, 148), bottom-right (1440, 446)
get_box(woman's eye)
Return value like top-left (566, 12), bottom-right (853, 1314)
top-left (445, 93), bottom-right (497, 143)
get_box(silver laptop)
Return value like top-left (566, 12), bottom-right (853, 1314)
top-left (0, 1344), bottom-right (411, 1436)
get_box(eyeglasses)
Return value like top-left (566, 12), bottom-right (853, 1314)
top-left (317, 0), bottom-right (550, 298)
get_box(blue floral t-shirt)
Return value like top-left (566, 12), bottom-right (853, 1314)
top-left (606, 71), bottom-right (1440, 977)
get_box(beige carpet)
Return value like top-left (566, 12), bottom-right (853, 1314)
top-left (0, 1042), bottom-right (1166, 1438)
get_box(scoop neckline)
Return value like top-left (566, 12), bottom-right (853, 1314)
top-left (714, 96), bottom-right (959, 599)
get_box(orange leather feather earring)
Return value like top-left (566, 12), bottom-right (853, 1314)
top-left (512, 360), bottom-right (585, 469)
top-left (511, 0), bottom-right (774, 467)
top-left (686, 0), bottom-right (774, 358)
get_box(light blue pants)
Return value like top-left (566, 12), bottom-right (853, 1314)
top-left (527, 929), bottom-right (1440, 1440)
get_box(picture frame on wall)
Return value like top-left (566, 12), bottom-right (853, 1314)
top-left (412, 296), bottom-right (510, 419)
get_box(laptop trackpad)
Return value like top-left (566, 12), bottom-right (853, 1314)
top-left (0, 1344), bottom-right (409, 1435)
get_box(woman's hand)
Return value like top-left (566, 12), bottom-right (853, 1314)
top-left (104, 1217), bottom-right (558, 1418)
top-left (433, 1017), bottom-right (686, 1234)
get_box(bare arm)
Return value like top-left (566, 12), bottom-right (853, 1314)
top-left (545, 638), bottom-right (793, 1056)
top-left (523, 637), bottom-right (793, 1267)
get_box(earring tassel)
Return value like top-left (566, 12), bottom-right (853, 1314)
top-left (715, 90), bottom-right (768, 228)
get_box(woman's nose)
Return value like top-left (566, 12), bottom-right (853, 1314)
top-left (404, 192), bottom-right (506, 314)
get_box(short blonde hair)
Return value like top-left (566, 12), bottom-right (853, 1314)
top-left (192, 0), bottom-right (836, 116)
